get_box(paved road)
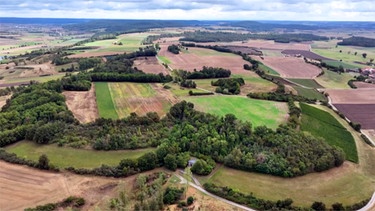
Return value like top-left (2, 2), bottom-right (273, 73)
top-left (175, 174), bottom-right (256, 211)
top-left (358, 192), bottom-right (375, 211)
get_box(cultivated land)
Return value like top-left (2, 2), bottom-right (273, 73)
top-left (132, 56), bottom-right (169, 75)
top-left (334, 104), bottom-right (375, 130)
top-left (185, 95), bottom-right (288, 129)
top-left (293, 86), bottom-right (326, 101)
top-left (287, 78), bottom-right (323, 88)
top-left (315, 70), bottom-right (354, 89)
top-left (195, 40), bottom-right (311, 51)
top-left (300, 103), bottom-right (357, 162)
top-left (6, 141), bottom-right (155, 169)
top-left (63, 84), bottom-right (99, 123)
top-left (107, 82), bottom-right (178, 119)
top-left (327, 89), bottom-right (375, 104)
top-left (353, 81), bottom-right (375, 88)
top-left (256, 56), bottom-right (322, 78)
top-left (94, 82), bottom-right (118, 119)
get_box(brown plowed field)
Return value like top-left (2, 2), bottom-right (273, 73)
top-left (0, 161), bottom-right (119, 211)
top-left (327, 89), bottom-right (375, 104)
top-left (256, 56), bottom-right (322, 78)
top-left (353, 82), bottom-right (375, 89)
top-left (63, 84), bottom-right (99, 123)
top-left (158, 46), bottom-right (251, 74)
top-left (333, 104), bottom-right (375, 129)
top-left (133, 56), bottom-right (169, 75)
top-left (281, 50), bottom-right (334, 61)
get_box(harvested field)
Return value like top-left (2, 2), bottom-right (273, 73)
top-left (257, 57), bottom-right (322, 78)
top-left (194, 40), bottom-right (311, 51)
top-left (281, 49), bottom-right (334, 61)
top-left (333, 104), bottom-right (375, 129)
top-left (223, 45), bottom-right (262, 55)
top-left (353, 82), bottom-right (375, 89)
top-left (0, 161), bottom-right (119, 211)
top-left (158, 46), bottom-right (250, 74)
top-left (327, 89), bottom-right (375, 104)
top-left (63, 84), bottom-right (99, 124)
top-left (133, 56), bottom-right (169, 75)
top-left (68, 51), bottom-right (120, 58)
top-left (108, 82), bottom-right (178, 118)
top-left (0, 95), bottom-right (10, 109)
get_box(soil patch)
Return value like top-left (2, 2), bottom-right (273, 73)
top-left (282, 49), bottom-right (334, 61)
top-left (63, 84), bottom-right (99, 123)
top-left (327, 89), bottom-right (375, 104)
top-left (333, 104), bottom-right (375, 129)
top-left (353, 82), bottom-right (375, 89)
top-left (133, 56), bottom-right (169, 75)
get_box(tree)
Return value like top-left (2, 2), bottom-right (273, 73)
top-left (311, 201), bottom-right (326, 211)
top-left (164, 154), bottom-right (177, 170)
top-left (362, 53), bottom-right (367, 58)
top-left (38, 154), bottom-right (50, 170)
top-left (332, 202), bottom-right (344, 211)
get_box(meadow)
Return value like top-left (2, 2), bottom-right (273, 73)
top-left (293, 86), bottom-right (326, 101)
top-left (6, 141), bottom-right (154, 169)
top-left (259, 63), bottom-right (280, 76)
top-left (314, 69), bottom-right (354, 89)
top-left (185, 95), bottom-right (288, 129)
top-left (287, 78), bottom-right (323, 88)
top-left (300, 103), bottom-right (358, 162)
top-left (94, 82), bottom-right (118, 119)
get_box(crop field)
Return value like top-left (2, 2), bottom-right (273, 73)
top-left (353, 81), bottom-right (375, 88)
top-left (206, 164), bottom-right (373, 207)
top-left (322, 60), bottom-right (360, 69)
top-left (258, 57), bottom-right (322, 78)
top-left (6, 141), bottom-right (155, 169)
top-left (259, 63), bottom-right (280, 75)
top-left (334, 104), bottom-right (375, 130)
top-left (94, 82), bottom-right (118, 119)
top-left (158, 45), bottom-right (252, 74)
top-left (315, 70), bottom-right (354, 89)
top-left (300, 103), bottom-right (357, 162)
top-left (107, 82), bottom-right (178, 119)
top-left (241, 39), bottom-right (311, 51)
top-left (157, 55), bottom-right (171, 64)
top-left (132, 56), bottom-right (169, 75)
top-left (327, 89), bottom-right (375, 104)
top-left (287, 78), bottom-right (323, 88)
top-left (63, 84), bottom-right (99, 124)
top-left (282, 50), bottom-right (333, 61)
top-left (293, 86), bottom-right (327, 101)
top-left (185, 95), bottom-right (288, 129)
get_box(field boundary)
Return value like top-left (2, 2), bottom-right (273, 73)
top-left (358, 192), bottom-right (375, 211)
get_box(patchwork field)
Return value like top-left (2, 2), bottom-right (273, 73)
top-left (94, 82), bottom-right (118, 119)
top-left (293, 86), bottom-right (327, 101)
top-left (196, 40), bottom-right (311, 51)
top-left (132, 56), bottom-right (169, 75)
top-left (282, 50), bottom-right (333, 61)
top-left (63, 84), bottom-right (99, 124)
top-left (106, 82), bottom-right (178, 119)
top-left (185, 95), bottom-right (288, 129)
top-left (300, 103), bottom-right (357, 162)
top-left (327, 89), bottom-right (375, 104)
top-left (258, 57), bottom-right (322, 78)
top-left (6, 141), bottom-right (155, 169)
top-left (353, 81), bottom-right (375, 89)
top-left (287, 78), bottom-right (323, 88)
top-left (315, 70), bottom-right (354, 89)
top-left (158, 46), bottom-right (252, 74)
top-left (334, 104), bottom-right (375, 129)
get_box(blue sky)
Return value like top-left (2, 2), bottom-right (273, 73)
top-left (0, 0), bottom-right (374, 21)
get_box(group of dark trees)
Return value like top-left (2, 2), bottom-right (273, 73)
top-left (167, 44), bottom-right (181, 54)
top-left (338, 36), bottom-right (375, 47)
top-left (211, 78), bottom-right (245, 95)
top-left (25, 196), bottom-right (85, 211)
top-left (175, 66), bottom-right (231, 80)
top-left (180, 31), bottom-right (329, 43)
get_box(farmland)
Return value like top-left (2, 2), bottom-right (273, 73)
top-left (327, 89), bottom-right (375, 104)
top-left (99, 82), bottom-right (177, 119)
top-left (94, 82), bottom-right (118, 119)
top-left (300, 103), bottom-right (357, 162)
top-left (287, 78), bottom-right (323, 88)
top-left (334, 104), bottom-right (375, 130)
top-left (257, 57), bottom-right (322, 78)
top-left (293, 86), bottom-right (326, 101)
top-left (132, 56), bottom-right (169, 75)
top-left (315, 70), bottom-right (354, 89)
top-left (282, 50), bottom-right (333, 61)
top-left (185, 95), bottom-right (288, 129)
top-left (6, 141), bottom-right (155, 169)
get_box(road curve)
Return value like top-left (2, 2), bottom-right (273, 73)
top-left (175, 174), bottom-right (256, 211)
top-left (358, 192), bottom-right (375, 211)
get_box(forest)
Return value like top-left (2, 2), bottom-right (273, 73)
top-left (337, 36), bottom-right (375, 47)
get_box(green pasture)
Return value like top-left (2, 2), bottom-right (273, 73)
top-left (287, 78), bottom-right (323, 88)
top-left (259, 63), bottom-right (280, 76)
top-left (6, 141), bottom-right (154, 169)
top-left (157, 56), bottom-right (171, 64)
top-left (315, 69), bottom-right (354, 89)
top-left (293, 86), bottom-right (326, 101)
top-left (94, 82), bottom-right (118, 119)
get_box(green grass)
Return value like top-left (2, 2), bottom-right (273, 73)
top-left (322, 60), bottom-right (360, 69)
top-left (157, 56), bottom-right (171, 64)
top-left (287, 78), bottom-right (323, 88)
top-left (188, 48), bottom-right (236, 57)
top-left (293, 86), bottom-right (326, 101)
top-left (185, 95), bottom-right (288, 129)
top-left (94, 82), bottom-right (118, 119)
top-left (315, 69), bottom-right (354, 89)
top-left (259, 63), bottom-right (280, 76)
top-left (206, 165), bottom-right (373, 207)
top-left (5, 73), bottom-right (66, 83)
top-left (300, 103), bottom-right (358, 162)
top-left (6, 141), bottom-right (154, 169)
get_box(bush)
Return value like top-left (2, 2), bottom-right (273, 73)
top-left (187, 196), bottom-right (194, 205)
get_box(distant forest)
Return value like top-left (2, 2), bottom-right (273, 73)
top-left (337, 36), bottom-right (375, 47)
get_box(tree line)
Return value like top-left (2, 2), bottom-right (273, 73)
top-left (338, 36), bottom-right (375, 47)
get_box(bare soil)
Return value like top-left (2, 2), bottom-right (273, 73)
top-left (333, 104), bottom-right (375, 129)
top-left (327, 89), bottom-right (375, 104)
top-left (353, 81), bottom-right (375, 89)
top-left (0, 161), bottom-right (119, 211)
top-left (133, 56), bottom-right (169, 75)
top-left (63, 84), bottom-right (99, 123)
top-left (255, 56), bottom-right (322, 78)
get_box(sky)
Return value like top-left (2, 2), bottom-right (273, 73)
top-left (0, 0), bottom-right (374, 21)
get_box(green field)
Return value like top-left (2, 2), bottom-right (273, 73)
top-left (188, 48), bottom-right (236, 57)
top-left (300, 103), bottom-right (358, 162)
top-left (322, 60), bottom-right (360, 69)
top-left (185, 96), bottom-right (288, 129)
top-left (259, 63), bottom-right (280, 76)
top-left (293, 86), bottom-right (326, 101)
top-left (94, 82), bottom-right (118, 119)
top-left (157, 56), bottom-right (171, 64)
top-left (6, 141), bottom-right (154, 169)
top-left (315, 69), bottom-right (354, 89)
top-left (206, 165), bottom-right (373, 207)
top-left (287, 78), bottom-right (323, 88)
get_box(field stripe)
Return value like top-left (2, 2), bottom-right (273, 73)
top-left (95, 82), bottom-right (118, 119)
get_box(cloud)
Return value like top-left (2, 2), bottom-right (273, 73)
top-left (0, 0), bottom-right (374, 21)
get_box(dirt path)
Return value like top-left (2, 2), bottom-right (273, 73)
top-left (63, 84), bottom-right (99, 124)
